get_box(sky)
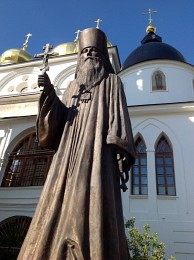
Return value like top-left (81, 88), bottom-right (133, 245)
top-left (0, 0), bottom-right (193, 66)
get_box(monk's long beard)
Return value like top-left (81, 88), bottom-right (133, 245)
top-left (76, 57), bottom-right (106, 90)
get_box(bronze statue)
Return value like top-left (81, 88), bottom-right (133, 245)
top-left (18, 28), bottom-right (135, 260)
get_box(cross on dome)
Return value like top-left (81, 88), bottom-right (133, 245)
top-left (74, 29), bottom-right (81, 42)
top-left (94, 19), bottom-right (102, 29)
top-left (23, 33), bottom-right (32, 51)
top-left (143, 8), bottom-right (157, 26)
top-left (143, 8), bottom-right (157, 34)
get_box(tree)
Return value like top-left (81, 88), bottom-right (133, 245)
top-left (125, 217), bottom-right (176, 260)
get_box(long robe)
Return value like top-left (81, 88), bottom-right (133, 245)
top-left (18, 73), bottom-right (135, 260)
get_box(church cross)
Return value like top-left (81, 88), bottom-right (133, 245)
top-left (34, 43), bottom-right (58, 74)
top-left (74, 29), bottom-right (81, 42)
top-left (143, 8), bottom-right (157, 25)
top-left (94, 19), bottom-right (102, 29)
top-left (23, 33), bottom-right (32, 50)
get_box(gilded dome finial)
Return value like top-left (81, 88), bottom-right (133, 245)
top-left (23, 33), bottom-right (32, 50)
top-left (143, 8), bottom-right (157, 34)
top-left (94, 19), bottom-right (102, 29)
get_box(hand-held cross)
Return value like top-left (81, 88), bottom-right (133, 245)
top-left (34, 43), bottom-right (58, 75)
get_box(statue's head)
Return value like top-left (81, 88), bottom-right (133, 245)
top-left (79, 28), bottom-right (108, 57)
top-left (77, 28), bottom-right (115, 74)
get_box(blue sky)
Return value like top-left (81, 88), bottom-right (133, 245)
top-left (0, 0), bottom-right (193, 65)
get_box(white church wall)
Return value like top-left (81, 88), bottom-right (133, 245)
top-left (122, 109), bottom-right (194, 258)
top-left (120, 61), bottom-right (194, 106)
top-left (0, 186), bottom-right (42, 222)
top-left (0, 59), bottom-right (77, 98)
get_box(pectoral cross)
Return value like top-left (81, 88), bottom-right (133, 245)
top-left (34, 44), bottom-right (58, 74)
top-left (143, 8), bottom-right (157, 25)
top-left (94, 19), bottom-right (102, 29)
top-left (80, 91), bottom-right (91, 103)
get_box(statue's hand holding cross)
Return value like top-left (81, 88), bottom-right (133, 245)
top-left (35, 44), bottom-right (58, 92)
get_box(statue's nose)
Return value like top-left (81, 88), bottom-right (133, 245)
top-left (86, 49), bottom-right (92, 56)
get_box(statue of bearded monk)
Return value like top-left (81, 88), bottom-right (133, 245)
top-left (18, 28), bottom-right (135, 260)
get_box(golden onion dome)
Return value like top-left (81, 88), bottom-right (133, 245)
top-left (0, 33), bottom-right (33, 65)
top-left (53, 42), bottom-right (78, 56)
top-left (0, 48), bottom-right (34, 65)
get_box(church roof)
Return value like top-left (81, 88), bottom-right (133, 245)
top-left (0, 48), bottom-right (34, 65)
top-left (122, 27), bottom-right (186, 70)
top-left (0, 33), bottom-right (34, 65)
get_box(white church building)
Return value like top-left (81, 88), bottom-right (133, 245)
top-left (0, 21), bottom-right (194, 259)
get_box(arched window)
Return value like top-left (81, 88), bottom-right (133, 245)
top-left (155, 136), bottom-right (176, 196)
top-left (1, 132), bottom-right (54, 187)
top-left (131, 137), bottom-right (148, 195)
top-left (0, 216), bottom-right (31, 259)
top-left (152, 70), bottom-right (166, 91)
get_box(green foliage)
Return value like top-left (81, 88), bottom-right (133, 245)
top-left (125, 217), bottom-right (176, 260)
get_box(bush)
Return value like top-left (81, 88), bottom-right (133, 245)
top-left (125, 217), bottom-right (176, 260)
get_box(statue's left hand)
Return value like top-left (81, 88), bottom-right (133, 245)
top-left (38, 73), bottom-right (53, 93)
top-left (118, 154), bottom-right (130, 192)
top-left (122, 155), bottom-right (129, 172)
top-left (118, 153), bottom-right (130, 173)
